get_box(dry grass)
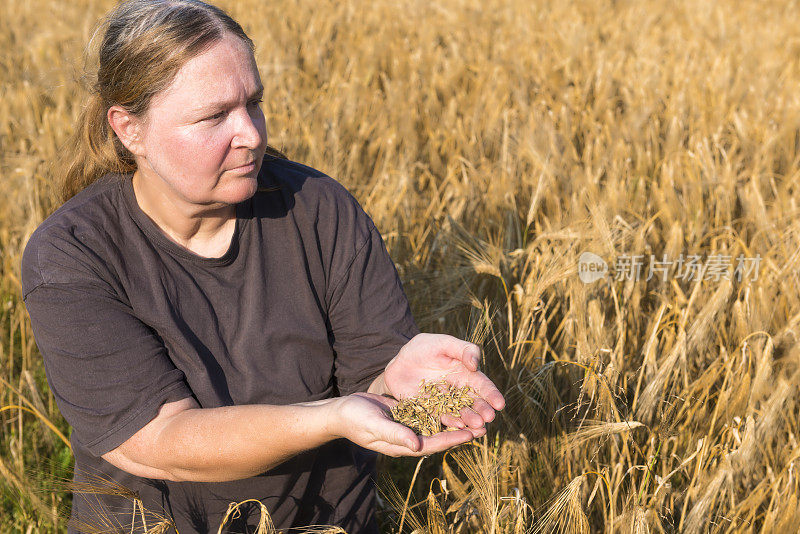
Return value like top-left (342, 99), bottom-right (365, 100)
top-left (3, 0), bottom-right (800, 532)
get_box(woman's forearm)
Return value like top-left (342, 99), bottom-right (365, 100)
top-left (109, 398), bottom-right (341, 483)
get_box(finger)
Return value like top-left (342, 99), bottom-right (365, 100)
top-left (377, 427), bottom-right (486, 457)
top-left (458, 343), bottom-right (482, 372)
top-left (374, 442), bottom-right (428, 457)
top-left (470, 397), bottom-right (496, 423)
top-left (372, 417), bottom-right (421, 451)
top-left (373, 429), bottom-right (478, 457)
top-left (464, 371), bottom-right (506, 410)
top-left (423, 334), bottom-right (481, 371)
top-left (459, 407), bottom-right (485, 429)
top-left (465, 426), bottom-right (487, 439)
top-left (440, 413), bottom-right (466, 429)
top-left (417, 429), bottom-right (477, 454)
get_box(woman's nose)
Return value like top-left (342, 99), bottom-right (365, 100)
top-left (231, 108), bottom-right (264, 149)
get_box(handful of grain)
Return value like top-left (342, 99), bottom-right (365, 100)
top-left (390, 378), bottom-right (475, 436)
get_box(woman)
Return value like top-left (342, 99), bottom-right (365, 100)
top-left (21, 0), bottom-right (505, 532)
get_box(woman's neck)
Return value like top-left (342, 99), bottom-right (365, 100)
top-left (131, 169), bottom-right (237, 258)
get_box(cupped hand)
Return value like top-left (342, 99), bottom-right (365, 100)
top-left (382, 333), bottom-right (506, 432)
top-left (330, 393), bottom-right (483, 457)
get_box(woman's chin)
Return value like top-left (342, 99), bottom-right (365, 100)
top-left (220, 175), bottom-right (259, 204)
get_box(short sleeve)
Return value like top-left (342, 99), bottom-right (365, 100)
top-left (326, 225), bottom-right (421, 397)
top-left (22, 282), bottom-right (194, 457)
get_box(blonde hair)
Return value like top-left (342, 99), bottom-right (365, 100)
top-left (59, 0), bottom-right (285, 202)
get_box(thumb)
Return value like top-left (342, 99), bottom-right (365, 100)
top-left (423, 334), bottom-right (481, 371)
top-left (382, 422), bottom-right (420, 451)
top-left (459, 343), bottom-right (482, 371)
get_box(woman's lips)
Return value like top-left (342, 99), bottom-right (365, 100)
top-left (229, 161), bottom-right (256, 173)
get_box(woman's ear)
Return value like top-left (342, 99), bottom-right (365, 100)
top-left (107, 105), bottom-right (145, 156)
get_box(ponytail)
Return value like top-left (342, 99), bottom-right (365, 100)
top-left (58, 93), bottom-right (135, 202)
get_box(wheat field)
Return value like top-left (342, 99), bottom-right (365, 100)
top-left (2, 0), bottom-right (800, 532)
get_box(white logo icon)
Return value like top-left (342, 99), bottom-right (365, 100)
top-left (578, 252), bottom-right (607, 284)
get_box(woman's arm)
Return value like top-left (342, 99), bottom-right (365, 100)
top-left (101, 392), bottom-right (479, 483)
top-left (101, 397), bottom-right (338, 482)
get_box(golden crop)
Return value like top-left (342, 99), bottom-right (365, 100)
top-left (390, 378), bottom-right (475, 436)
top-left (2, 0), bottom-right (800, 532)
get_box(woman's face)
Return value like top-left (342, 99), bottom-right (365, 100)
top-left (133, 32), bottom-right (267, 207)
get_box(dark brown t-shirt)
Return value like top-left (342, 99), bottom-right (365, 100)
top-left (20, 155), bottom-right (420, 533)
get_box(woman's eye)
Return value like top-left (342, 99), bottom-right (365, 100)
top-left (203, 100), bottom-right (261, 122)
top-left (204, 111), bottom-right (225, 121)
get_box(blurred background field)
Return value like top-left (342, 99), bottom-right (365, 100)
top-left (2, 0), bottom-right (800, 532)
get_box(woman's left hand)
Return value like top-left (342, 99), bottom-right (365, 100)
top-left (375, 333), bottom-right (506, 432)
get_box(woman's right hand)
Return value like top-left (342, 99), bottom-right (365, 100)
top-left (328, 392), bottom-right (484, 457)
